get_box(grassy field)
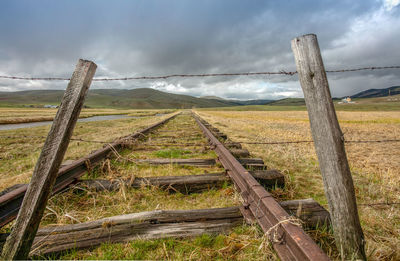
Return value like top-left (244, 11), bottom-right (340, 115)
top-left (1, 112), bottom-right (278, 260)
top-left (1, 106), bottom-right (399, 260)
top-left (40, 114), bottom-right (277, 260)
top-left (196, 110), bottom-right (400, 260)
top-left (0, 109), bottom-right (176, 191)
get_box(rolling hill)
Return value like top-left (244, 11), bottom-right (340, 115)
top-left (350, 86), bottom-right (400, 98)
top-left (265, 98), bottom-right (305, 106)
top-left (200, 96), bottom-right (273, 105)
top-left (0, 88), bottom-right (242, 109)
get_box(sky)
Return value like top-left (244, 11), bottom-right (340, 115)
top-left (0, 0), bottom-right (399, 100)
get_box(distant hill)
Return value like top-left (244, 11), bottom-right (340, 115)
top-left (266, 98), bottom-right (305, 106)
top-left (0, 88), bottom-right (242, 109)
top-left (350, 86), bottom-right (400, 98)
top-left (236, 99), bottom-right (273, 105)
top-left (200, 95), bottom-right (273, 105)
top-left (200, 95), bottom-right (226, 101)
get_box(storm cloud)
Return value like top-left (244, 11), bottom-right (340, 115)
top-left (0, 0), bottom-right (399, 99)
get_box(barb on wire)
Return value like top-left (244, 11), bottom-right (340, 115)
top-left (1, 65), bottom-right (399, 81)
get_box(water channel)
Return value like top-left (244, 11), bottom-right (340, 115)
top-left (0, 114), bottom-right (137, 131)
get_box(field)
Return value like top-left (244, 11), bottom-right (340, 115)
top-left (0, 109), bottom-right (174, 190)
top-left (196, 109), bottom-right (400, 260)
top-left (0, 106), bottom-right (399, 260)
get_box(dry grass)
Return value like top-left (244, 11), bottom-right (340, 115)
top-left (1, 112), bottom-right (276, 260)
top-left (196, 110), bottom-right (400, 260)
top-left (0, 112), bottom-right (175, 191)
top-left (5, 109), bottom-right (397, 260)
top-left (42, 113), bottom-right (276, 260)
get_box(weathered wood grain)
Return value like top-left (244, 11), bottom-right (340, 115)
top-left (133, 158), bottom-right (264, 167)
top-left (0, 200), bottom-right (330, 257)
top-left (134, 158), bottom-right (217, 166)
top-left (292, 34), bottom-right (365, 260)
top-left (224, 142), bottom-right (242, 149)
top-left (77, 169), bottom-right (285, 193)
top-left (229, 149), bottom-right (250, 158)
top-left (1, 60), bottom-right (97, 260)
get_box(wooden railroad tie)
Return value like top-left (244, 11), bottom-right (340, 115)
top-left (77, 170), bottom-right (285, 194)
top-left (0, 199), bottom-right (330, 258)
top-left (132, 157), bottom-right (265, 167)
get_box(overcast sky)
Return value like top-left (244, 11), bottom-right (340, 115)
top-left (0, 0), bottom-right (399, 99)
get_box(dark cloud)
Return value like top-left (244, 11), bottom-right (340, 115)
top-left (0, 0), bottom-right (399, 99)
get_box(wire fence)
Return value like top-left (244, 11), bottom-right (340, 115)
top-left (237, 139), bottom-right (400, 145)
top-left (0, 66), bottom-right (399, 81)
top-left (1, 134), bottom-right (399, 146)
top-left (0, 134), bottom-right (211, 147)
top-left (358, 202), bottom-right (400, 207)
top-left (1, 133), bottom-right (399, 208)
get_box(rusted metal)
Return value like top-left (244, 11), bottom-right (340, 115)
top-left (0, 113), bottom-right (179, 228)
top-left (193, 113), bottom-right (330, 261)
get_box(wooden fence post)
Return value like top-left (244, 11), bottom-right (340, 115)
top-left (291, 34), bottom-right (366, 260)
top-left (1, 59), bottom-right (97, 260)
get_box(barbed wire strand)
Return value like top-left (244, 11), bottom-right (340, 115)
top-left (1, 135), bottom-right (399, 146)
top-left (0, 135), bottom-right (210, 147)
top-left (2, 135), bottom-right (399, 208)
top-left (237, 139), bottom-right (400, 145)
top-left (358, 202), bottom-right (400, 207)
top-left (0, 66), bottom-right (399, 81)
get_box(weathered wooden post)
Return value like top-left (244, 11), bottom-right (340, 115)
top-left (1, 59), bottom-right (97, 260)
top-left (291, 34), bottom-right (366, 260)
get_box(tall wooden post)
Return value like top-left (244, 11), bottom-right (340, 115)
top-left (1, 59), bottom-right (97, 260)
top-left (291, 34), bottom-right (366, 260)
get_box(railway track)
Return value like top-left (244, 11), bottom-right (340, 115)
top-left (0, 111), bottom-right (331, 260)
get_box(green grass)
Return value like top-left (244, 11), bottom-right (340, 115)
top-left (154, 148), bottom-right (193, 158)
top-left (54, 225), bottom-right (277, 260)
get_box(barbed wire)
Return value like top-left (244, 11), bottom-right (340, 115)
top-left (2, 134), bottom-right (399, 146)
top-left (0, 135), bottom-right (210, 147)
top-left (358, 202), bottom-right (400, 207)
top-left (236, 139), bottom-right (400, 145)
top-left (0, 66), bottom-right (399, 81)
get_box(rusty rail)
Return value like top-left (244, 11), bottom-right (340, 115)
top-left (193, 112), bottom-right (330, 261)
top-left (0, 112), bottom-right (179, 228)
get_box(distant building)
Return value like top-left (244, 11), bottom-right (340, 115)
top-left (44, 105), bottom-right (58, 108)
top-left (338, 97), bottom-right (355, 104)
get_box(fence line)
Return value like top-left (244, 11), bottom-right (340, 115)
top-left (358, 202), bottom-right (400, 207)
top-left (1, 66), bottom-right (399, 81)
top-left (1, 135), bottom-right (399, 146)
top-left (0, 135), bottom-right (211, 147)
top-left (237, 139), bottom-right (400, 145)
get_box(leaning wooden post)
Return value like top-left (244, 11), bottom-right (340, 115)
top-left (1, 59), bottom-right (97, 260)
top-left (291, 34), bottom-right (366, 260)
